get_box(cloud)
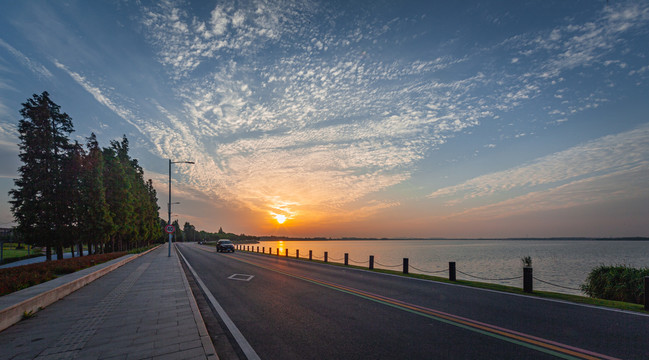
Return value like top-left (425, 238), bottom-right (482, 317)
top-left (53, 60), bottom-right (146, 135)
top-left (447, 165), bottom-right (649, 221)
top-left (429, 123), bottom-right (649, 205)
top-left (0, 37), bottom-right (53, 79)
top-left (130, 0), bottom-right (649, 227)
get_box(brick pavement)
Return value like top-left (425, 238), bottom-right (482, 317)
top-left (0, 245), bottom-right (217, 360)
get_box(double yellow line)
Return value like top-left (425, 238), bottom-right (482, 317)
top-left (229, 253), bottom-right (619, 360)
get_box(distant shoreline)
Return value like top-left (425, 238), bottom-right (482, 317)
top-left (258, 236), bottom-right (649, 242)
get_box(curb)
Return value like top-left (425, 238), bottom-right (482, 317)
top-left (175, 245), bottom-right (219, 360)
top-left (0, 245), bottom-right (161, 332)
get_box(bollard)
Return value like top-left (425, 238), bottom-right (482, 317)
top-left (257, 246), bottom-right (259, 252)
top-left (324, 251), bottom-right (328, 263)
top-left (262, 247), bottom-right (265, 253)
top-left (277, 248), bottom-right (279, 256)
top-left (269, 247), bottom-right (271, 255)
top-left (296, 249), bottom-right (299, 258)
top-left (645, 277), bottom-right (649, 311)
top-left (344, 253), bottom-right (349, 266)
top-left (403, 258), bottom-right (409, 274)
top-left (309, 250), bottom-right (312, 260)
top-left (449, 262), bottom-right (456, 281)
top-left (369, 255), bottom-right (374, 270)
top-left (285, 248), bottom-right (289, 257)
top-left (523, 267), bottom-right (533, 293)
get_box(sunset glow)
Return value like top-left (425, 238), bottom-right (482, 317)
top-left (1, 1), bottom-right (648, 238)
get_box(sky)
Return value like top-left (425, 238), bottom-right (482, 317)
top-left (0, 0), bottom-right (648, 239)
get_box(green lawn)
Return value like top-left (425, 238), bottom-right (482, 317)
top-left (1, 243), bottom-right (42, 261)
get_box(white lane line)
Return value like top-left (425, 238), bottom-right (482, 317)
top-left (177, 247), bottom-right (261, 360)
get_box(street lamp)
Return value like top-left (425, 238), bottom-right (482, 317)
top-left (168, 159), bottom-right (194, 257)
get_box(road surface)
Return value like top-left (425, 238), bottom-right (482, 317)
top-left (177, 242), bottom-right (649, 360)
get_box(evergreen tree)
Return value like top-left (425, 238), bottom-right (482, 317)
top-left (183, 222), bottom-right (196, 242)
top-left (77, 134), bottom-right (114, 254)
top-left (9, 92), bottom-right (74, 261)
top-left (103, 142), bottom-right (133, 252)
top-left (172, 219), bottom-right (182, 242)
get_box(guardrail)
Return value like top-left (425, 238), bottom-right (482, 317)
top-left (235, 244), bottom-right (596, 297)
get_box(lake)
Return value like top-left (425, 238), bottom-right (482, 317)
top-left (254, 239), bottom-right (649, 296)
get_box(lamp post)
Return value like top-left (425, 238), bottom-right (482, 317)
top-left (168, 159), bottom-right (194, 257)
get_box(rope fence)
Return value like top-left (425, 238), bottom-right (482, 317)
top-left (533, 276), bottom-right (582, 291)
top-left (234, 244), bottom-right (586, 295)
top-left (348, 258), bottom-right (369, 264)
top-left (456, 270), bottom-right (523, 282)
top-left (410, 264), bottom-right (448, 274)
top-left (374, 261), bottom-right (402, 268)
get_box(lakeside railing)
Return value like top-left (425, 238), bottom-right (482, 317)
top-left (235, 244), bottom-right (587, 296)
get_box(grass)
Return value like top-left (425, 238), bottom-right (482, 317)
top-left (1, 243), bottom-right (43, 264)
top-left (237, 248), bottom-right (648, 314)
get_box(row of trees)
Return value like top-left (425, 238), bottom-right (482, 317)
top-left (169, 222), bottom-right (259, 243)
top-left (9, 92), bottom-right (163, 260)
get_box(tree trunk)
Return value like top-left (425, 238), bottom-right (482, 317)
top-left (70, 246), bottom-right (74, 258)
top-left (56, 246), bottom-right (63, 260)
top-left (77, 242), bottom-right (83, 257)
top-left (46, 246), bottom-right (52, 261)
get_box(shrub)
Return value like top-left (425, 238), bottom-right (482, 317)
top-left (581, 265), bottom-right (649, 304)
top-left (0, 252), bottom-right (126, 296)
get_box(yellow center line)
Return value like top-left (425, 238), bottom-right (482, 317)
top-left (226, 252), bottom-right (619, 360)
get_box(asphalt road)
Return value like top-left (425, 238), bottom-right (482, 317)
top-left (177, 243), bottom-right (649, 360)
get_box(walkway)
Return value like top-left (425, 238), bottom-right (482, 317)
top-left (0, 245), bottom-right (217, 360)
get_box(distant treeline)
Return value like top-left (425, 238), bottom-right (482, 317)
top-left (171, 223), bottom-right (259, 243)
top-left (9, 92), bottom-right (163, 260)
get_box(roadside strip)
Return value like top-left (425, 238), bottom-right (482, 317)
top-left (229, 254), bottom-right (620, 360)
top-left (0, 246), bottom-right (160, 332)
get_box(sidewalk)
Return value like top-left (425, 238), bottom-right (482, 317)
top-left (0, 245), bottom-right (217, 360)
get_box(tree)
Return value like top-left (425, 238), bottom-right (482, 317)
top-left (76, 134), bottom-right (115, 254)
top-left (172, 219), bottom-right (183, 242)
top-left (183, 222), bottom-right (197, 242)
top-left (9, 92), bottom-right (74, 260)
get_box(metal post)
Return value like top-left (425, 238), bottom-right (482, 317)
top-left (168, 159), bottom-right (194, 257)
top-left (344, 253), bottom-right (348, 265)
top-left (309, 250), bottom-right (312, 260)
top-left (276, 248), bottom-right (279, 256)
top-left (324, 251), bottom-right (328, 263)
top-left (449, 262), bottom-right (456, 281)
top-left (524, 267), bottom-right (533, 293)
top-left (285, 248), bottom-right (288, 257)
top-left (369, 255), bottom-right (374, 270)
top-left (645, 277), bottom-right (649, 311)
top-left (168, 159), bottom-right (171, 257)
top-left (257, 246), bottom-right (259, 252)
top-left (296, 249), bottom-right (299, 258)
top-left (403, 258), bottom-right (409, 274)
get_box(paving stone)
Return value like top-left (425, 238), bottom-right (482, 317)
top-left (0, 246), bottom-right (213, 360)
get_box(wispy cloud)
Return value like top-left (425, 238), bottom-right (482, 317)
top-left (53, 60), bottom-right (146, 135)
top-left (0, 37), bottom-right (53, 79)
top-left (429, 123), bottom-right (649, 207)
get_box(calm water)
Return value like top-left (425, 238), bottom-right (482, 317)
top-left (255, 239), bottom-right (649, 295)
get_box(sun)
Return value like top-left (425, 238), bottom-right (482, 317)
top-left (274, 214), bottom-right (287, 224)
